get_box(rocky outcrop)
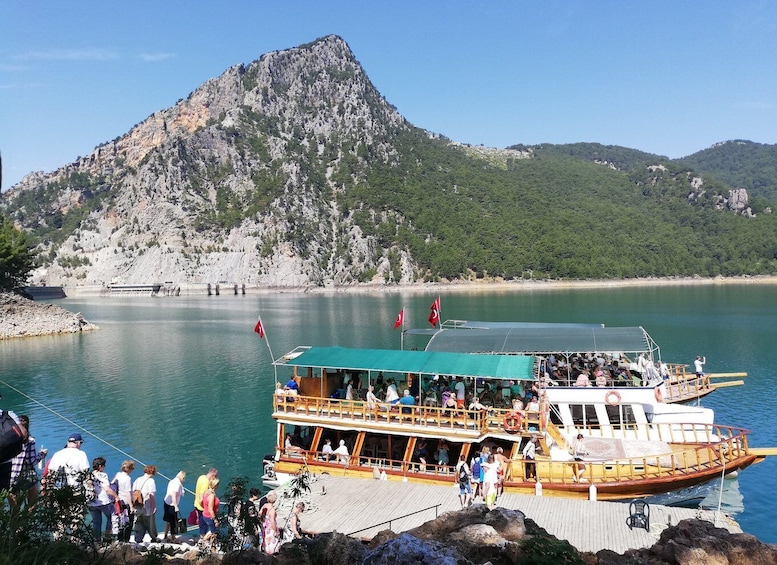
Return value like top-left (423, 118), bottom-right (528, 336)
top-left (93, 510), bottom-right (777, 565)
top-left (0, 292), bottom-right (98, 339)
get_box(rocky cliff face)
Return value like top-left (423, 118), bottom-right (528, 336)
top-left (3, 35), bottom-right (416, 289)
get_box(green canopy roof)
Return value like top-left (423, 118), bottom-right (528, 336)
top-left (274, 346), bottom-right (536, 380)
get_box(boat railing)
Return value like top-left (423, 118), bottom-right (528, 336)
top-left (277, 425), bottom-right (752, 487)
top-left (274, 394), bottom-right (502, 434)
top-left (567, 421), bottom-right (751, 448)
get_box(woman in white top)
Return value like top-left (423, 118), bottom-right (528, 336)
top-left (87, 456), bottom-right (117, 542)
top-left (112, 460), bottom-right (135, 541)
top-left (384, 381), bottom-right (399, 404)
top-left (163, 470), bottom-right (186, 541)
top-left (481, 454), bottom-right (499, 509)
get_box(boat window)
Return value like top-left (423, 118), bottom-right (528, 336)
top-left (570, 404), bottom-right (599, 428)
top-left (549, 404), bottom-right (563, 425)
top-left (604, 404), bottom-right (637, 426)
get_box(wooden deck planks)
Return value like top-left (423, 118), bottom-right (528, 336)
top-left (274, 475), bottom-right (742, 555)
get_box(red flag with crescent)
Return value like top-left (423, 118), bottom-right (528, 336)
top-left (254, 319), bottom-right (265, 338)
top-left (428, 297), bottom-right (440, 327)
top-left (393, 308), bottom-right (405, 329)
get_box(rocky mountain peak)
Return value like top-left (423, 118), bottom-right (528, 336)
top-left (3, 35), bottom-right (414, 289)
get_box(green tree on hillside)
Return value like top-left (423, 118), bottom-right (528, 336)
top-left (0, 217), bottom-right (34, 291)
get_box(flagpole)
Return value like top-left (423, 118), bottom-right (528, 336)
top-left (401, 309), bottom-right (405, 350)
top-left (257, 315), bottom-right (278, 385)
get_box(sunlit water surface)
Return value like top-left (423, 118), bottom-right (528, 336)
top-left (1, 285), bottom-right (775, 542)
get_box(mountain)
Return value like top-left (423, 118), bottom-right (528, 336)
top-left (3, 35), bottom-right (777, 288)
top-left (680, 140), bottom-right (777, 204)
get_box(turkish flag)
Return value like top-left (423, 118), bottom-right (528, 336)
top-left (393, 309), bottom-right (405, 329)
top-left (254, 319), bottom-right (265, 338)
top-left (428, 307), bottom-right (439, 328)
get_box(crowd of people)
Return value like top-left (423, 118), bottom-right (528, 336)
top-left (0, 405), bottom-right (302, 555)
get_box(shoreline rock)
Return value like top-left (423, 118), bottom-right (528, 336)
top-left (0, 292), bottom-right (98, 340)
top-left (93, 513), bottom-right (777, 564)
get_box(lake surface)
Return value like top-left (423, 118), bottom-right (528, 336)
top-left (1, 284), bottom-right (776, 543)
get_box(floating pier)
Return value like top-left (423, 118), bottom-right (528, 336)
top-left (273, 474), bottom-right (742, 555)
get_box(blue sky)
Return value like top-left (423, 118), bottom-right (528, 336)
top-left (2, 1), bottom-right (776, 190)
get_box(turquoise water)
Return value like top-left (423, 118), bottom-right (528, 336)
top-left (1, 285), bottom-right (775, 542)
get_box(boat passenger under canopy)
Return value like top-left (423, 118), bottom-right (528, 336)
top-left (413, 321), bottom-right (658, 358)
top-left (274, 346), bottom-right (536, 381)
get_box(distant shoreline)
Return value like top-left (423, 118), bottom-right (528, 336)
top-left (61, 275), bottom-right (777, 298)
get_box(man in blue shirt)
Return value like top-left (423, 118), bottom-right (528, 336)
top-left (398, 389), bottom-right (415, 413)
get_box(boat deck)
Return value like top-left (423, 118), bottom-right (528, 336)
top-left (273, 474), bottom-right (741, 554)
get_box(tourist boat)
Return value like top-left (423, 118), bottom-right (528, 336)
top-left (406, 320), bottom-right (746, 403)
top-left (263, 345), bottom-right (764, 503)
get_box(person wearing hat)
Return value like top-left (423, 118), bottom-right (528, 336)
top-left (46, 432), bottom-right (90, 487)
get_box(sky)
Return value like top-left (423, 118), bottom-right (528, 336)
top-left (1, 1), bottom-right (776, 191)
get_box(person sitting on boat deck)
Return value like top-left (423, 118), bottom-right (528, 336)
top-left (594, 367), bottom-right (607, 387)
top-left (385, 379), bottom-right (400, 404)
top-left (541, 371), bottom-right (558, 387)
top-left (285, 434), bottom-right (303, 454)
top-left (366, 386), bottom-right (380, 411)
top-left (332, 440), bottom-right (350, 465)
top-left (511, 397), bottom-right (524, 411)
top-left (273, 382), bottom-right (286, 401)
top-left (399, 389), bottom-right (416, 413)
top-left (441, 390), bottom-right (458, 416)
top-left (574, 371), bottom-right (591, 387)
top-left (509, 379), bottom-right (524, 400)
top-left (614, 367), bottom-right (630, 384)
top-left (283, 378), bottom-right (299, 401)
top-left (423, 388), bottom-right (438, 407)
top-left (468, 394), bottom-right (488, 412)
top-left (694, 355), bottom-right (706, 377)
top-left (571, 433), bottom-right (588, 482)
top-left (321, 438), bottom-right (333, 461)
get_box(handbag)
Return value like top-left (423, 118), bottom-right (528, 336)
top-left (187, 508), bottom-right (199, 526)
top-left (178, 514), bottom-right (188, 534)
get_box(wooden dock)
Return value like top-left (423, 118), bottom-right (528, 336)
top-left (272, 475), bottom-right (741, 555)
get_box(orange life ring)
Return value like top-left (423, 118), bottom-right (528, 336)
top-left (605, 390), bottom-right (622, 406)
top-left (654, 387), bottom-right (663, 402)
top-left (502, 411), bottom-right (523, 433)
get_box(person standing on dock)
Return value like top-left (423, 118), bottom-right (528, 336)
top-left (9, 414), bottom-right (46, 506)
top-left (132, 464), bottom-right (158, 542)
top-left (694, 356), bottom-right (706, 377)
top-left (260, 491), bottom-right (280, 554)
top-left (195, 468), bottom-right (219, 537)
top-left (454, 454), bottom-right (472, 508)
top-left (112, 460), bottom-right (135, 542)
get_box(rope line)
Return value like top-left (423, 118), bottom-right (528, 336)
top-left (0, 377), bottom-right (197, 497)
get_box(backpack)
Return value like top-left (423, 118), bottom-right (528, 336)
top-left (471, 456), bottom-right (481, 479)
top-left (132, 487), bottom-right (144, 507)
top-left (83, 471), bottom-right (97, 503)
top-left (0, 410), bottom-right (28, 462)
top-left (458, 463), bottom-right (470, 484)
